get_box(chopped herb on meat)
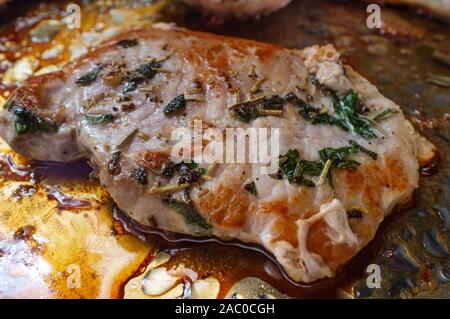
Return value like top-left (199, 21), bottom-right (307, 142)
top-left (132, 166), bottom-right (147, 185)
top-left (279, 140), bottom-right (378, 189)
top-left (332, 90), bottom-right (377, 139)
top-left (244, 181), bottom-right (258, 195)
top-left (279, 149), bottom-right (318, 187)
top-left (178, 168), bottom-right (205, 184)
top-left (162, 195), bottom-right (210, 232)
top-left (85, 114), bottom-right (116, 125)
top-left (372, 108), bottom-right (399, 122)
top-left (318, 146), bottom-right (360, 169)
top-left (11, 105), bottom-right (57, 135)
top-left (116, 38), bottom-right (138, 48)
top-left (287, 90), bottom-right (377, 139)
top-left (164, 94), bottom-right (186, 114)
top-left (230, 95), bottom-right (284, 123)
top-left (285, 92), bottom-right (336, 124)
top-left (108, 151), bottom-right (121, 175)
top-left (75, 66), bottom-right (103, 85)
top-left (161, 160), bottom-right (175, 177)
top-left (122, 61), bottom-right (161, 93)
top-left (176, 162), bottom-right (206, 184)
top-left (348, 140), bottom-right (378, 160)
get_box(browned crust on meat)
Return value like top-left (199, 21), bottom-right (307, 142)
top-left (7, 25), bottom-right (282, 123)
top-left (139, 150), bottom-right (170, 172)
top-left (199, 184), bottom-right (250, 228)
top-left (68, 26), bottom-right (280, 70)
top-left (9, 71), bottom-right (65, 114)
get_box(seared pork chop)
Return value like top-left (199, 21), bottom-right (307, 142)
top-left (0, 24), bottom-right (435, 283)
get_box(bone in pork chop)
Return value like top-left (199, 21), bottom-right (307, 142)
top-left (0, 24), bottom-right (435, 283)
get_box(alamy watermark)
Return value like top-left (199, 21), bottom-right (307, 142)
top-left (66, 263), bottom-right (81, 289)
top-left (366, 264), bottom-right (382, 289)
top-left (65, 4), bottom-right (81, 29)
top-left (366, 4), bottom-right (382, 29)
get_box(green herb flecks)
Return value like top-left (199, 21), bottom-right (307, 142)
top-left (177, 166), bottom-right (206, 184)
top-left (332, 90), bottom-right (376, 139)
top-left (163, 94), bottom-right (204, 115)
top-left (85, 114), bottom-right (115, 125)
top-left (287, 90), bottom-right (376, 139)
top-left (161, 160), bottom-right (175, 177)
top-left (244, 181), bottom-right (258, 195)
top-left (318, 146), bottom-right (360, 169)
top-left (108, 151), bottom-right (121, 175)
top-left (164, 94), bottom-right (186, 114)
top-left (162, 195), bottom-right (210, 232)
top-left (372, 108), bottom-right (399, 122)
top-left (348, 140), bottom-right (378, 160)
top-left (12, 105), bottom-right (57, 135)
top-left (172, 161), bottom-right (206, 184)
top-left (285, 93), bottom-right (338, 127)
top-left (75, 66), bottom-right (103, 86)
top-left (279, 149), bottom-right (318, 187)
top-left (122, 61), bottom-right (161, 94)
top-left (279, 140), bottom-right (378, 190)
top-left (175, 161), bottom-right (199, 171)
top-left (131, 166), bottom-right (147, 185)
top-left (116, 38), bottom-right (138, 48)
top-left (317, 140), bottom-right (378, 188)
top-left (230, 95), bottom-right (284, 123)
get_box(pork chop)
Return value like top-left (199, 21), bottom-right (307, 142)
top-left (0, 24), bottom-right (435, 283)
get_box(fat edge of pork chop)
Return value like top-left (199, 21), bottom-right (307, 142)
top-left (0, 25), bottom-right (436, 283)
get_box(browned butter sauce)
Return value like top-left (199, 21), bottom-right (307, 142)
top-left (112, 204), bottom-right (350, 298)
